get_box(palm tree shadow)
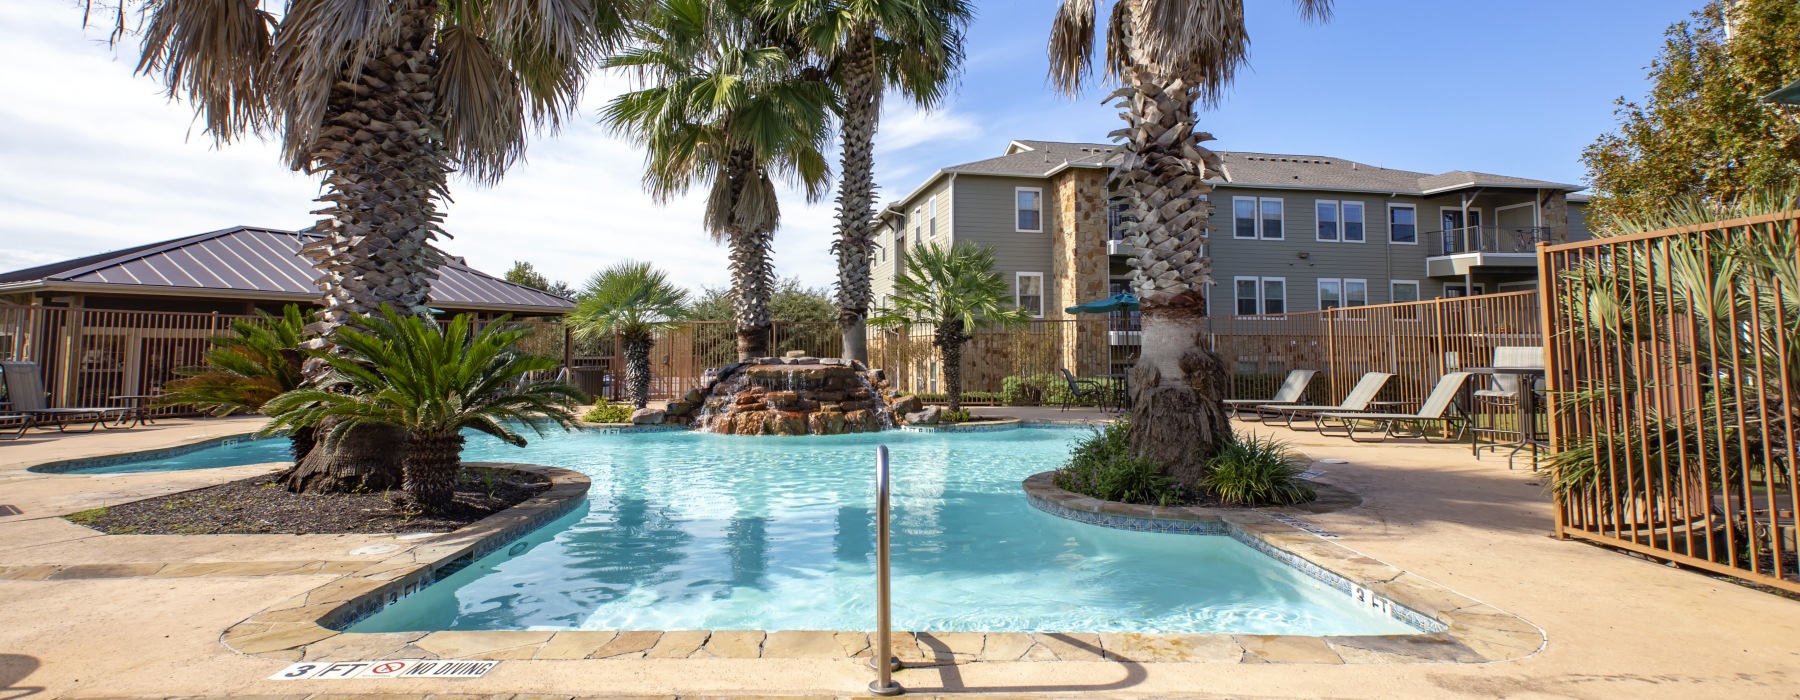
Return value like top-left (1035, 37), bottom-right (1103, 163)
top-left (0, 654), bottom-right (43, 699)
top-left (903, 633), bottom-right (1148, 694)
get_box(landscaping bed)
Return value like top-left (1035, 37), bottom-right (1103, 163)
top-left (64, 466), bottom-right (549, 535)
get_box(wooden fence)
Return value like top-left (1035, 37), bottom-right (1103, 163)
top-left (1541, 210), bottom-right (1800, 594)
top-left (1202, 291), bottom-right (1543, 410)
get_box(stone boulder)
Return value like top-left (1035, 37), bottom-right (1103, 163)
top-left (769, 412), bottom-right (808, 436)
top-left (891, 394), bottom-right (924, 415)
top-left (904, 406), bottom-right (943, 425)
top-left (665, 400), bottom-right (694, 417)
top-left (630, 408), bottom-right (666, 425)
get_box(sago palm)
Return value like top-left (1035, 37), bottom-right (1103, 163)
top-left (157, 304), bottom-right (315, 461)
top-left (603, 0), bottom-right (834, 361)
top-left (768, 0), bottom-right (972, 362)
top-left (872, 242), bottom-right (1029, 413)
top-left (570, 261), bottom-right (691, 409)
top-left (1048, 0), bottom-right (1331, 482)
top-left (113, 0), bottom-right (630, 492)
top-left (261, 308), bottom-right (582, 513)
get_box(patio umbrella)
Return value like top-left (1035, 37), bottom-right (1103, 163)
top-left (1762, 77), bottom-right (1800, 105)
top-left (1065, 292), bottom-right (1139, 315)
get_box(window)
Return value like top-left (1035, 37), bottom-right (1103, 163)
top-left (1391, 280), bottom-right (1421, 304)
top-left (1316, 279), bottom-right (1367, 310)
top-left (1233, 197), bottom-right (1258, 239)
top-left (1016, 188), bottom-right (1042, 232)
top-left (1260, 198), bottom-right (1284, 240)
top-left (1345, 279), bottom-right (1367, 307)
top-left (1016, 272), bottom-right (1044, 317)
top-left (1343, 201), bottom-right (1365, 242)
top-left (1235, 276), bottom-right (1285, 316)
top-left (1316, 201), bottom-right (1339, 241)
top-left (928, 197), bottom-right (938, 239)
top-left (1389, 204), bottom-right (1417, 244)
top-left (912, 207), bottom-right (922, 243)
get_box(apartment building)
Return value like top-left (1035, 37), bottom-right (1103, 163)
top-left (871, 140), bottom-right (1588, 322)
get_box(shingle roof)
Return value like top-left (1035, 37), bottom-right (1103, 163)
top-left (930, 141), bottom-right (1582, 195)
top-left (0, 226), bottom-right (573, 313)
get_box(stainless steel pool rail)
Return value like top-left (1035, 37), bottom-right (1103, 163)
top-left (870, 445), bottom-right (903, 696)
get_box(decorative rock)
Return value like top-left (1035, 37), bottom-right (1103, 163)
top-left (629, 408), bottom-right (665, 425)
top-left (664, 401), bottom-right (693, 417)
top-left (757, 357), bottom-right (783, 365)
top-left (766, 391), bottom-right (802, 410)
top-left (905, 406), bottom-right (943, 425)
top-left (682, 388), bottom-right (703, 404)
top-left (784, 350), bottom-right (808, 358)
top-left (837, 400), bottom-right (873, 413)
top-left (808, 411), bottom-right (848, 435)
top-left (769, 412), bottom-right (808, 436)
top-left (821, 358), bottom-right (848, 366)
top-left (733, 411), bottom-right (768, 435)
top-left (845, 409), bottom-right (877, 431)
top-left (815, 391), bottom-right (846, 402)
top-left (891, 394), bottom-right (923, 414)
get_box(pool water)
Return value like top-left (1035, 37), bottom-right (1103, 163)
top-left (56, 438), bottom-right (293, 474)
top-left (317, 427), bottom-right (1416, 636)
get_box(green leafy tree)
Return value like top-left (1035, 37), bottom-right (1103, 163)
top-left (1582, 0), bottom-right (1800, 225)
top-left (1047, 0), bottom-right (1331, 483)
top-left (603, 0), bottom-right (834, 361)
top-left (505, 261), bottom-right (576, 299)
top-left (768, 0), bottom-right (972, 362)
top-left (872, 242), bottom-right (1029, 413)
top-left (687, 278), bottom-right (837, 321)
top-left (571, 261), bottom-right (690, 408)
top-left (158, 305), bottom-right (315, 462)
top-left (262, 308), bottom-right (582, 513)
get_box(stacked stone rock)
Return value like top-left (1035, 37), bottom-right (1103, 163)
top-left (675, 354), bottom-right (896, 435)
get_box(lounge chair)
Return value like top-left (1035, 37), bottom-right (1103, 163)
top-left (0, 362), bottom-right (132, 432)
top-left (1222, 369), bottom-right (1318, 420)
top-left (1058, 369), bottom-right (1106, 412)
top-left (1318, 372), bottom-right (1474, 443)
top-left (0, 412), bottom-right (29, 439)
top-left (1255, 372), bottom-right (1395, 429)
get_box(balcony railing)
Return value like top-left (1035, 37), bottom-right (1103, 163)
top-left (1430, 225), bottom-right (1551, 256)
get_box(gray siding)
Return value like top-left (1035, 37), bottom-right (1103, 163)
top-left (950, 175), bottom-right (1058, 315)
top-left (871, 177), bottom-right (955, 309)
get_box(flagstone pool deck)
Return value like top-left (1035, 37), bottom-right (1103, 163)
top-left (1, 415), bottom-right (1797, 698)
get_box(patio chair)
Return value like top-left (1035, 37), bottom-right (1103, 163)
top-left (1472, 346), bottom-right (1545, 455)
top-left (1222, 369), bottom-right (1318, 420)
top-left (0, 412), bottom-right (30, 440)
top-left (0, 361), bottom-right (132, 432)
top-left (1318, 372), bottom-right (1474, 443)
top-left (1255, 372), bottom-right (1395, 429)
top-left (1058, 369), bottom-right (1104, 412)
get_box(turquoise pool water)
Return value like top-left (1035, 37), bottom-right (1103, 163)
top-left (328, 427), bottom-right (1415, 635)
top-left (46, 438), bottom-right (292, 474)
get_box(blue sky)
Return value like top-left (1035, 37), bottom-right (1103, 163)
top-left (0, 1), bottom-right (1700, 291)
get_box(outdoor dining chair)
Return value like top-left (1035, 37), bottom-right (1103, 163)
top-left (1318, 372), bottom-right (1474, 443)
top-left (1058, 369), bottom-right (1105, 412)
top-left (1222, 369), bottom-right (1318, 420)
top-left (1255, 372), bottom-right (1395, 429)
top-left (0, 361), bottom-right (133, 432)
top-left (1472, 346), bottom-right (1546, 455)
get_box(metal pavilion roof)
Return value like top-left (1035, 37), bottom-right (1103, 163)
top-left (0, 226), bottom-right (573, 314)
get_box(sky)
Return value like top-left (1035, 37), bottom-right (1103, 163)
top-left (0, 0), bottom-right (1703, 294)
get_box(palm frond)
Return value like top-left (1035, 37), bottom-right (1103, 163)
top-left (134, 0), bottom-right (276, 142)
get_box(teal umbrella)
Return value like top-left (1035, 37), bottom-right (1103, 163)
top-left (1065, 292), bottom-right (1139, 314)
top-left (1762, 77), bottom-right (1800, 105)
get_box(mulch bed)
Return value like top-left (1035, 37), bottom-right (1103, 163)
top-left (66, 466), bottom-right (549, 535)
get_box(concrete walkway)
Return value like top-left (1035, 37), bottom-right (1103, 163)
top-left (1, 418), bottom-right (1797, 698)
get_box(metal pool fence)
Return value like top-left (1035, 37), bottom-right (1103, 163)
top-left (1540, 210), bottom-right (1800, 594)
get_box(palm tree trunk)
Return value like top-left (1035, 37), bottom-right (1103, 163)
top-left (937, 317), bottom-right (966, 413)
top-left (833, 25), bottom-right (880, 363)
top-left (1113, 70), bottom-right (1232, 484)
top-left (625, 336), bottom-right (653, 409)
top-left (277, 421), bottom-right (407, 493)
top-left (285, 425), bottom-right (316, 464)
top-left (283, 0), bottom-right (449, 494)
top-left (403, 431), bottom-right (465, 514)
top-left (722, 147), bottom-right (775, 360)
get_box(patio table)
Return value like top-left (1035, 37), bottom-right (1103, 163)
top-left (1099, 373), bottom-right (1131, 413)
top-left (1463, 366), bottom-right (1546, 467)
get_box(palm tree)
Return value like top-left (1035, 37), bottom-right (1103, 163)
top-left (1047, 0), bottom-right (1331, 482)
top-left (603, 0), bottom-right (834, 361)
top-left (110, 0), bottom-right (630, 492)
top-left (157, 305), bottom-right (314, 462)
top-left (261, 308), bottom-right (582, 513)
top-left (769, 0), bottom-right (972, 362)
top-left (873, 242), bottom-right (1029, 413)
top-left (570, 261), bottom-right (691, 409)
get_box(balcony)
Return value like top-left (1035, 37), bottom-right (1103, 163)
top-left (1107, 208), bottom-right (1135, 256)
top-left (1426, 226), bottom-right (1550, 277)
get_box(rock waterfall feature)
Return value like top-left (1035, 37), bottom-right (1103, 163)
top-left (673, 354), bottom-right (896, 435)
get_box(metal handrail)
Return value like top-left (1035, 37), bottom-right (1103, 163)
top-left (1428, 225), bottom-right (1552, 256)
top-left (869, 445), bottom-right (902, 696)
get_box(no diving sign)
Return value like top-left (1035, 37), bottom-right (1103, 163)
top-left (270, 659), bottom-right (497, 679)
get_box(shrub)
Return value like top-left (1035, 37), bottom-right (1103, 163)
top-left (1202, 433), bottom-right (1315, 506)
top-left (1001, 374), bottom-right (1052, 405)
top-left (582, 400), bottom-right (635, 423)
top-left (1052, 420), bottom-right (1180, 506)
top-left (941, 409), bottom-right (973, 423)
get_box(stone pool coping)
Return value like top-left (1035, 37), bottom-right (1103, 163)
top-left (217, 461), bottom-right (1542, 668)
top-left (25, 431), bottom-right (270, 474)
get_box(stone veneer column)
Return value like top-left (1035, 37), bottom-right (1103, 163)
top-left (1049, 168), bottom-right (1111, 375)
top-left (1539, 189), bottom-right (1568, 243)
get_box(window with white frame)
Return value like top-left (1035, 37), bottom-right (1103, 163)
top-left (1343, 201), bottom-right (1366, 242)
top-left (1234, 276), bottom-right (1285, 316)
top-left (1389, 204), bottom-right (1417, 244)
top-left (1016, 272), bottom-right (1044, 317)
top-left (927, 196), bottom-right (938, 238)
top-left (912, 207), bottom-right (922, 243)
top-left (1260, 198), bottom-right (1284, 239)
top-left (1317, 278), bottom-right (1367, 310)
top-left (1233, 197), bottom-right (1258, 239)
top-left (1015, 188), bottom-right (1042, 232)
top-left (1316, 201), bottom-right (1339, 241)
top-left (1391, 280), bottom-right (1421, 304)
